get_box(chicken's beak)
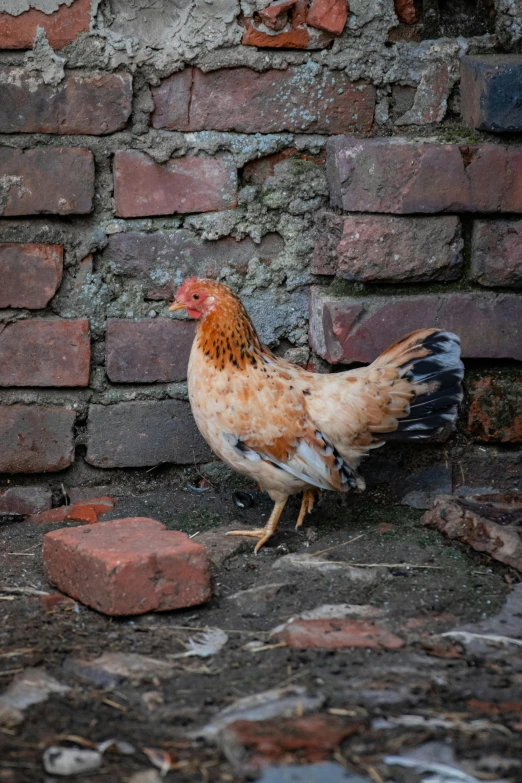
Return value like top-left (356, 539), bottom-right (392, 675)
top-left (169, 301), bottom-right (186, 313)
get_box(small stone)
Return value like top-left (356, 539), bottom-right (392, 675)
top-left (0, 668), bottom-right (70, 727)
top-left (0, 486), bottom-right (52, 516)
top-left (272, 553), bottom-right (384, 584)
top-left (196, 526), bottom-right (252, 567)
top-left (64, 652), bottom-right (175, 688)
top-left (43, 746), bottom-right (102, 777)
top-left (226, 583), bottom-right (288, 617)
top-left (259, 763), bottom-right (371, 782)
top-left (43, 518), bottom-right (212, 615)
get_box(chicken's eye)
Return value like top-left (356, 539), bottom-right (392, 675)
top-left (193, 294), bottom-right (200, 301)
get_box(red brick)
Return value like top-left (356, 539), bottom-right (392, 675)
top-left (272, 618), bottom-right (404, 649)
top-left (104, 231), bottom-right (284, 301)
top-left (0, 320), bottom-right (90, 387)
top-left (307, 0), bottom-right (349, 34)
top-left (86, 401), bottom-right (210, 468)
top-left (41, 593), bottom-right (76, 611)
top-left (0, 406), bottom-right (75, 473)
top-left (394, 0), bottom-right (418, 23)
top-left (152, 66), bottom-right (375, 134)
top-left (0, 68), bottom-right (132, 135)
top-left (326, 137), bottom-right (522, 213)
top-left (0, 0), bottom-right (91, 49)
top-left (43, 517), bottom-right (212, 615)
top-left (309, 289), bottom-right (522, 364)
top-left (258, 0), bottom-right (298, 28)
top-left (471, 220), bottom-right (522, 287)
top-left (467, 374), bottom-right (522, 443)
top-left (242, 17), bottom-right (332, 49)
top-left (0, 486), bottom-right (52, 515)
top-left (461, 55), bottom-right (522, 133)
top-left (106, 319), bottom-right (195, 383)
top-left (113, 152), bottom-right (237, 218)
top-left (0, 243), bottom-right (62, 309)
top-left (0, 148), bottom-right (94, 216)
top-left (312, 212), bottom-right (463, 281)
top-left (220, 715), bottom-right (358, 772)
top-left (26, 497), bottom-right (115, 524)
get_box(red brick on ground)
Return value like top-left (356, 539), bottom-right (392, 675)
top-left (86, 400), bottom-right (211, 468)
top-left (0, 244), bottom-right (63, 309)
top-left (0, 320), bottom-right (90, 387)
top-left (271, 618), bottom-right (404, 649)
top-left (0, 148), bottom-right (94, 215)
top-left (152, 66), bottom-right (375, 134)
top-left (43, 518), bottom-right (212, 615)
top-left (113, 152), bottom-right (237, 218)
top-left (0, 487), bottom-right (52, 516)
top-left (307, 0), bottom-right (349, 34)
top-left (26, 497), bottom-right (115, 524)
top-left (326, 137), bottom-right (522, 213)
top-left (0, 406), bottom-right (75, 473)
top-left (467, 374), bottom-right (522, 443)
top-left (106, 319), bottom-right (195, 383)
top-left (309, 288), bottom-right (522, 363)
top-left (0, 0), bottom-right (91, 49)
top-left (471, 220), bottom-right (522, 287)
top-left (312, 212), bottom-right (463, 281)
top-left (104, 231), bottom-right (284, 301)
top-left (0, 69), bottom-right (132, 135)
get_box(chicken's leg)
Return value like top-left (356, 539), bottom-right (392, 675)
top-left (225, 499), bottom-right (287, 553)
top-left (295, 489), bottom-right (316, 531)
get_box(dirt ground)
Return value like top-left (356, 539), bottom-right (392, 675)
top-left (1, 472), bottom-right (521, 782)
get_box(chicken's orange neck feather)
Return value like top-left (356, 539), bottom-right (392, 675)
top-left (196, 292), bottom-right (269, 371)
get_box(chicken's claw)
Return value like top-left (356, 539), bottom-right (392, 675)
top-left (295, 489), bottom-right (316, 531)
top-left (225, 499), bottom-right (287, 553)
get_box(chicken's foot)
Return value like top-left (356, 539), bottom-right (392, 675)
top-left (225, 499), bottom-right (287, 553)
top-left (295, 489), bottom-right (316, 531)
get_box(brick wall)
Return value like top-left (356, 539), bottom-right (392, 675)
top-left (0, 0), bottom-right (521, 508)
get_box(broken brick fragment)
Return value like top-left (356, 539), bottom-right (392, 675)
top-left (26, 497), bottom-right (114, 524)
top-left (394, 0), bottom-right (418, 24)
top-left (307, 0), bottom-right (349, 34)
top-left (43, 518), bottom-right (212, 615)
top-left (271, 618), bottom-right (404, 649)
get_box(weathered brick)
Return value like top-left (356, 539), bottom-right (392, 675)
top-left (312, 212), bottom-right (463, 282)
top-left (0, 69), bottom-right (132, 135)
top-left (0, 148), bottom-right (94, 216)
top-left (152, 66), bottom-right (375, 134)
top-left (307, 0), bottom-right (348, 34)
top-left (0, 320), bottom-right (90, 387)
top-left (113, 152), bottom-right (237, 218)
top-left (0, 243), bottom-right (63, 309)
top-left (394, 0), bottom-right (418, 23)
top-left (43, 518), bottom-right (212, 615)
top-left (106, 319), bottom-right (195, 383)
top-left (86, 401), bottom-right (210, 468)
top-left (0, 487), bottom-right (52, 516)
top-left (467, 373), bottom-right (522, 443)
top-left (471, 220), bottom-right (522, 287)
top-left (272, 618), bottom-right (404, 649)
top-left (103, 231), bottom-right (284, 300)
top-left (0, 0), bottom-right (91, 49)
top-left (309, 289), bottom-right (522, 363)
top-left (326, 137), bottom-right (522, 213)
top-left (0, 406), bottom-right (75, 473)
top-left (461, 55), bottom-right (522, 132)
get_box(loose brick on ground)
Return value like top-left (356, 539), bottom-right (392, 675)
top-left (467, 374), bottom-right (522, 443)
top-left (104, 231), bottom-right (284, 301)
top-left (113, 152), bottom-right (237, 218)
top-left (152, 66), bottom-right (375, 134)
top-left (0, 244), bottom-right (63, 309)
top-left (471, 220), bottom-right (522, 287)
top-left (0, 68), bottom-right (132, 135)
top-left (326, 137), bottom-right (522, 213)
top-left (271, 618), bottom-right (404, 649)
top-left (26, 497), bottom-right (115, 524)
top-left (0, 148), bottom-right (94, 215)
top-left (461, 54), bottom-right (522, 132)
top-left (0, 487), bottom-right (52, 516)
top-left (0, 0), bottom-right (91, 49)
top-left (312, 212), bottom-right (463, 281)
top-left (43, 518), bottom-right (213, 615)
top-left (0, 406), bottom-right (75, 473)
top-left (106, 319), bottom-right (195, 383)
top-left (0, 320), bottom-right (90, 387)
top-left (309, 288), bottom-right (522, 363)
top-left (86, 400), bottom-right (210, 468)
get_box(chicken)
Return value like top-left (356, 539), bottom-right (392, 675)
top-left (170, 278), bottom-right (464, 552)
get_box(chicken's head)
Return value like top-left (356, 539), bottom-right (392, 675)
top-left (170, 277), bottom-right (234, 319)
